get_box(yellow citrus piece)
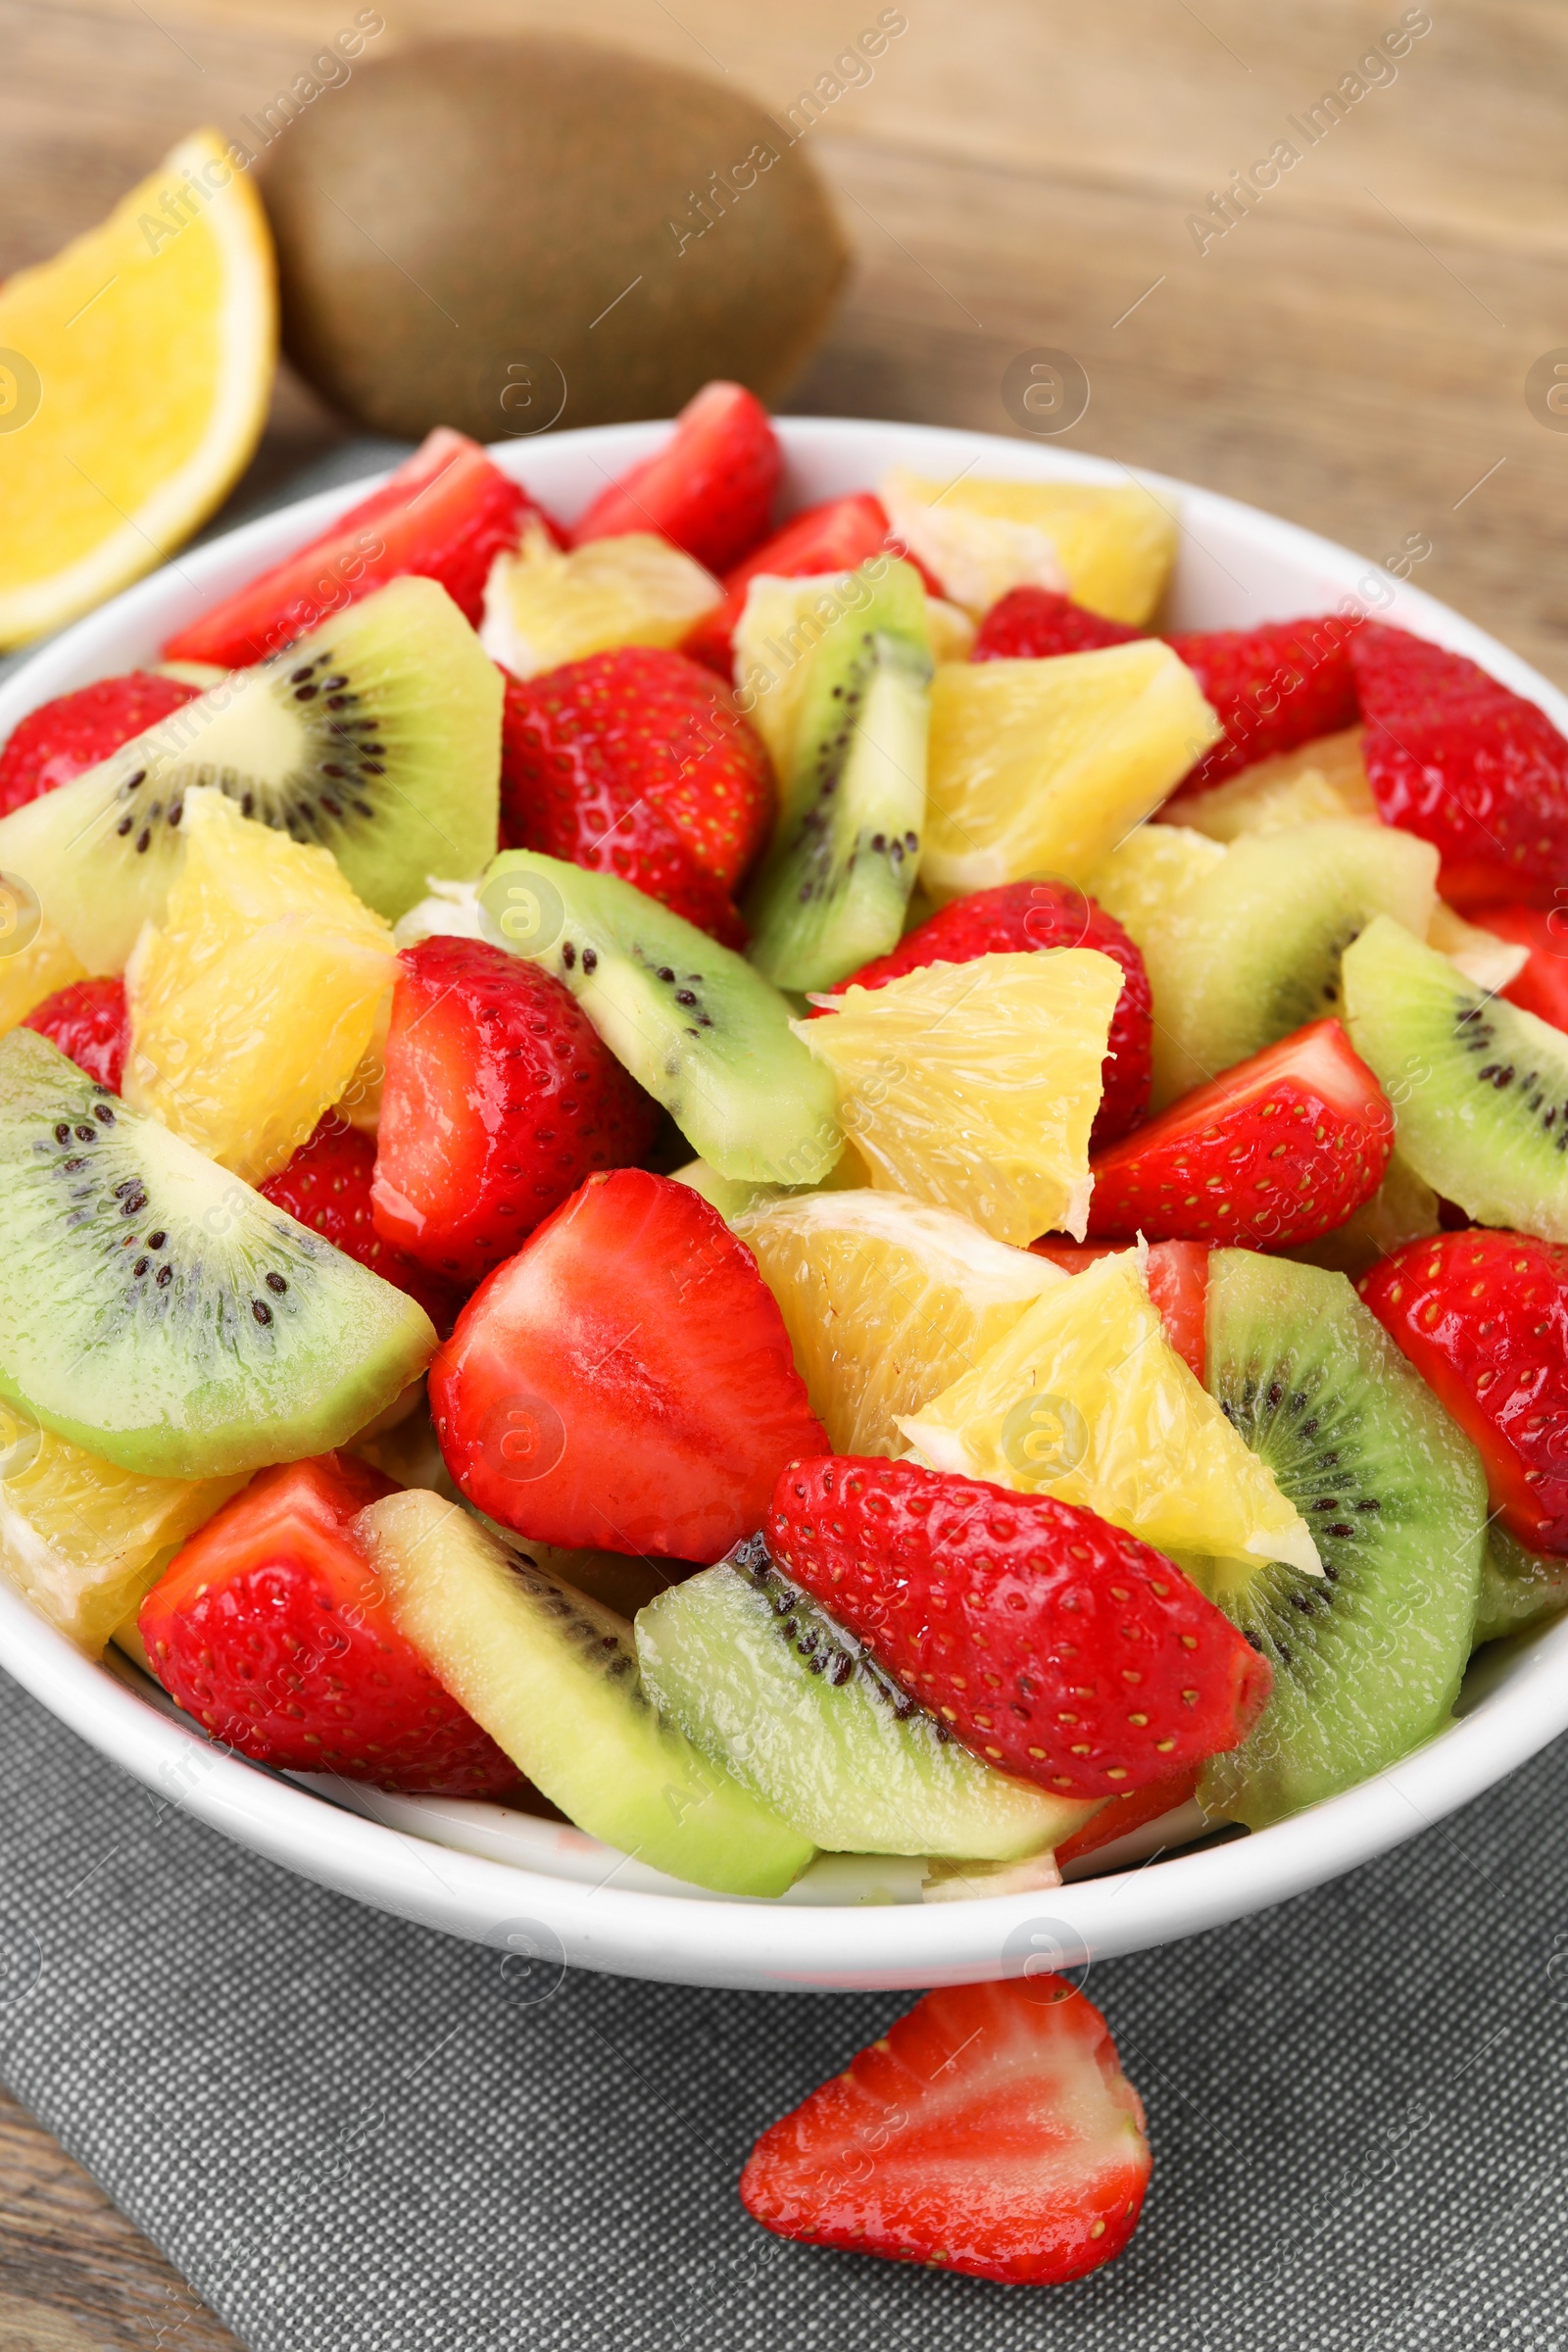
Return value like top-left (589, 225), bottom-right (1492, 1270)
top-left (879, 469), bottom-right (1179, 623)
top-left (732, 567), bottom-right (969, 778)
top-left (900, 1245), bottom-right (1320, 1574)
top-left (1427, 902), bottom-right (1528, 994)
top-left (921, 644), bottom-right (1222, 902)
top-left (481, 521), bottom-right (720, 676)
top-left (793, 950), bottom-right (1122, 1246)
top-left (736, 1188), bottom-right (1064, 1455)
top-left (0, 1404), bottom-right (240, 1653)
top-left (124, 789), bottom-right (396, 1184)
top-left (0, 898), bottom-right (86, 1038)
top-left (1086, 823), bottom-right (1227, 953)
top-left (1176, 728), bottom-right (1373, 842)
top-left (0, 129), bottom-right (275, 649)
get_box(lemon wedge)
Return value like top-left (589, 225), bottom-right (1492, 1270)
top-left (0, 129), bottom-right (275, 648)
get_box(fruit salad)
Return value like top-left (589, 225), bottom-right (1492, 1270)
top-left (4, 380), bottom-right (1568, 2276)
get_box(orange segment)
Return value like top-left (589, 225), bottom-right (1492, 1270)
top-left (0, 129), bottom-right (276, 647)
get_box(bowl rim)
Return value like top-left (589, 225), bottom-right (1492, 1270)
top-left (2, 411), bottom-right (1564, 1993)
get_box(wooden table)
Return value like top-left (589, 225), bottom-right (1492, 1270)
top-left (1, 1), bottom-right (1562, 2342)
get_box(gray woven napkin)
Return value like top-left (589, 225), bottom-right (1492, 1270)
top-left (2, 1659), bottom-right (1564, 2351)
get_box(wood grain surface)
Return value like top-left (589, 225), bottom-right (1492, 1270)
top-left (2, 2), bottom-right (1564, 2344)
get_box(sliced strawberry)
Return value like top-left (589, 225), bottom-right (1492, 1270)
top-left (683, 492), bottom-right (936, 675)
top-left (432, 1169), bottom-right (828, 1559)
top-left (971, 586), bottom-right (1142, 662)
top-left (570, 381), bottom-right (782, 574)
top-left (1166, 614), bottom-right (1361, 799)
top-left (1348, 623), bottom-right (1568, 907)
top-left (500, 648), bottom-right (772, 938)
top-left (163, 430), bottom-right (558, 667)
top-left (766, 1457), bottom-right (1271, 1798)
top-left (138, 1453), bottom-right (522, 1795)
top-left (811, 881), bottom-right (1152, 1147)
top-left (1054, 1764), bottom-right (1200, 1869)
top-left (740, 1976), bottom-right (1151, 2284)
top-left (1361, 1229), bottom-right (1568, 1553)
top-left (371, 938), bottom-right (660, 1290)
top-left (1087, 1018), bottom-right (1393, 1250)
top-left (1466, 903), bottom-right (1568, 1031)
top-left (22, 976), bottom-right (128, 1093)
top-left (1030, 1239), bottom-right (1208, 1381)
top-left (0, 672), bottom-right (201, 818)
top-left (260, 1116), bottom-right (465, 1334)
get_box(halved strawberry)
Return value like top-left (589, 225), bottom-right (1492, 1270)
top-left (740, 1977), bottom-right (1151, 2284)
top-left (22, 975), bottom-right (128, 1092)
top-left (371, 938), bottom-right (661, 1289)
top-left (1087, 1018), bottom-right (1393, 1250)
top-left (1030, 1238), bottom-right (1208, 1381)
top-left (683, 492), bottom-right (935, 675)
top-left (971, 586), bottom-right (1142, 662)
top-left (432, 1169), bottom-right (828, 1559)
top-left (1166, 614), bottom-right (1361, 799)
top-left (162, 429), bottom-right (558, 667)
top-left (1054, 1764), bottom-right (1200, 1870)
top-left (1467, 902), bottom-right (1568, 1031)
top-left (812, 880), bottom-right (1152, 1147)
top-left (0, 672), bottom-right (201, 818)
top-left (1361, 1229), bottom-right (1568, 1553)
top-left (500, 648), bottom-right (772, 943)
top-left (767, 1457), bottom-right (1271, 1798)
top-left (570, 381), bottom-right (782, 574)
top-left (139, 1453), bottom-right (523, 1796)
top-left (260, 1116), bottom-right (465, 1334)
top-left (1348, 623), bottom-right (1568, 907)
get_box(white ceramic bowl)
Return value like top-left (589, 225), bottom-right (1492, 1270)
top-left (2, 416), bottom-right (1566, 1993)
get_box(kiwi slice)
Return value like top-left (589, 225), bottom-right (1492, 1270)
top-left (635, 1538), bottom-right (1094, 1859)
top-left (1343, 913), bottom-right (1568, 1240)
top-left (480, 848), bottom-right (843, 1185)
top-left (742, 559), bottom-right (933, 993)
top-left (1143, 820), bottom-right (1439, 1102)
top-left (0, 1030), bottom-right (436, 1479)
top-left (354, 1491), bottom-right (814, 1897)
top-left (1476, 1523), bottom-right (1568, 1646)
top-left (1194, 1249), bottom-right (1486, 1829)
top-left (0, 577), bottom-right (502, 971)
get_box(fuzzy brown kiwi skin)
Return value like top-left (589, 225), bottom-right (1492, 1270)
top-left (261, 36), bottom-right (849, 436)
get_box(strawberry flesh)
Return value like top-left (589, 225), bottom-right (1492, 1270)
top-left (432, 1168), bottom-right (828, 1559)
top-left (971, 586), bottom-right (1143, 662)
top-left (1361, 1228), bottom-right (1568, 1552)
top-left (500, 647), bottom-right (771, 943)
top-left (260, 1116), bottom-right (465, 1334)
top-left (1054, 1764), bottom-right (1200, 1869)
top-left (812, 880), bottom-right (1152, 1147)
top-left (1166, 614), bottom-right (1361, 799)
top-left (570, 380), bottom-right (783, 574)
top-left (1030, 1238), bottom-right (1209, 1382)
top-left (371, 937), bottom-right (660, 1290)
top-left (162, 429), bottom-right (555, 666)
top-left (22, 975), bottom-right (128, 1093)
top-left (740, 1977), bottom-right (1151, 2284)
top-left (0, 672), bottom-right (201, 818)
top-left (1087, 1017), bottom-right (1393, 1249)
top-left (138, 1453), bottom-right (523, 1795)
top-left (766, 1456), bottom-right (1272, 1798)
top-left (1348, 622), bottom-right (1568, 907)
top-left (1467, 902), bottom-right (1568, 1031)
top-left (684, 491), bottom-right (936, 674)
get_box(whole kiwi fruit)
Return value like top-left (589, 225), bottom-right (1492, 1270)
top-left (259, 35), bottom-right (850, 438)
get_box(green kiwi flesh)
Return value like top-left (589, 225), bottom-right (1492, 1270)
top-left (1195, 1249), bottom-right (1486, 1830)
top-left (0, 1029), bottom-right (435, 1478)
top-left (1143, 820), bottom-right (1439, 1103)
top-left (743, 559), bottom-right (932, 993)
top-left (481, 849), bottom-right (843, 1185)
top-left (0, 577), bottom-right (501, 970)
top-left (1475, 1523), bottom-right (1568, 1646)
top-left (635, 1537), bottom-right (1095, 1859)
top-left (1344, 913), bottom-right (1568, 1242)
top-left (354, 1492), bottom-right (814, 1897)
